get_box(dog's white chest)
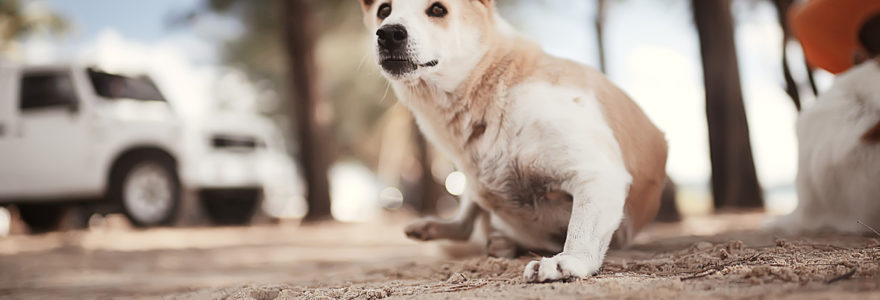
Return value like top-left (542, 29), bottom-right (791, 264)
top-left (406, 81), bottom-right (625, 252)
top-left (461, 115), bottom-right (581, 252)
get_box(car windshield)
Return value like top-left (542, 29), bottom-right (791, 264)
top-left (87, 68), bottom-right (166, 101)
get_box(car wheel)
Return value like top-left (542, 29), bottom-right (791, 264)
top-left (17, 204), bottom-right (67, 233)
top-left (200, 189), bottom-right (260, 225)
top-left (110, 152), bottom-right (181, 227)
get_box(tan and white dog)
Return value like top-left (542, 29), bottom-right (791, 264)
top-left (359, 0), bottom-right (667, 283)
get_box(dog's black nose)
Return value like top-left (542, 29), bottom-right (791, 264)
top-left (377, 25), bottom-right (408, 50)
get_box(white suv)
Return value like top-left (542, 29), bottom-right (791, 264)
top-left (187, 113), bottom-right (307, 224)
top-left (0, 62), bottom-right (305, 232)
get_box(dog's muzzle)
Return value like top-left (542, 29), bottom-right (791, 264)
top-left (377, 24), bottom-right (416, 76)
top-left (376, 25), bottom-right (439, 77)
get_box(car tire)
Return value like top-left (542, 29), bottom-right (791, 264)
top-left (200, 189), bottom-right (260, 225)
top-left (17, 204), bottom-right (67, 233)
top-left (109, 152), bottom-right (181, 227)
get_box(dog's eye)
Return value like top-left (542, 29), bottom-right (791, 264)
top-left (427, 2), bottom-right (447, 18)
top-left (378, 3), bottom-right (392, 19)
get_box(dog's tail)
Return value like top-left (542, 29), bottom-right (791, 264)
top-left (654, 176), bottom-right (680, 223)
top-left (611, 176), bottom-right (679, 249)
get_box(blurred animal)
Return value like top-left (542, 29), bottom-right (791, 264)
top-left (767, 16), bottom-right (880, 234)
top-left (767, 57), bottom-right (880, 234)
top-left (358, 0), bottom-right (667, 282)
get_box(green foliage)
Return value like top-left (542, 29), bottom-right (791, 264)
top-left (183, 0), bottom-right (394, 156)
top-left (0, 0), bottom-right (69, 51)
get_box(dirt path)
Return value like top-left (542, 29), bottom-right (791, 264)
top-left (1, 213), bottom-right (878, 299)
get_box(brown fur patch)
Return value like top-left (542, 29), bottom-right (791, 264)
top-left (466, 122), bottom-right (487, 145)
top-left (595, 83), bottom-right (667, 239)
top-left (863, 120), bottom-right (880, 142)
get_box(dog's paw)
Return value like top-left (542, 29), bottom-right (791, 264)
top-left (487, 233), bottom-right (517, 258)
top-left (405, 218), bottom-right (472, 241)
top-left (761, 213), bottom-right (811, 234)
top-left (404, 219), bottom-right (436, 241)
top-left (522, 254), bottom-right (598, 283)
top-left (761, 215), bottom-right (794, 233)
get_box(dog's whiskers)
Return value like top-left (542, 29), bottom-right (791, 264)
top-left (380, 81), bottom-right (392, 104)
top-left (357, 53), bottom-right (370, 72)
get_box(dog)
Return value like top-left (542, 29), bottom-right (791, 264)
top-left (766, 56), bottom-right (880, 234)
top-left (765, 16), bottom-right (880, 234)
top-left (358, 0), bottom-right (668, 283)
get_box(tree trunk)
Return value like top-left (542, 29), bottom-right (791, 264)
top-left (595, 0), bottom-right (608, 74)
top-left (692, 0), bottom-right (764, 209)
top-left (654, 178), bottom-right (681, 222)
top-left (772, 0), bottom-right (801, 111)
top-left (282, 0), bottom-right (333, 222)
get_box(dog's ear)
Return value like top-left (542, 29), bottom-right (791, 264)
top-left (863, 120), bottom-right (880, 143)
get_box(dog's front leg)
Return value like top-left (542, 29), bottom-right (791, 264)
top-left (405, 192), bottom-right (482, 241)
top-left (523, 169), bottom-right (629, 283)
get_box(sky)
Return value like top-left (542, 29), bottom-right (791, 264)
top-left (45, 0), bottom-right (201, 42)
top-left (39, 0), bottom-right (240, 64)
top-left (15, 0), bottom-right (822, 213)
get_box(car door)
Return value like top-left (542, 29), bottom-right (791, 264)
top-left (0, 62), bottom-right (20, 197)
top-left (1, 69), bottom-right (94, 199)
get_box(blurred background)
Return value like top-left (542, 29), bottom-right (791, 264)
top-left (0, 0), bottom-right (830, 235)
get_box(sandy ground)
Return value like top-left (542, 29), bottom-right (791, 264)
top-left (1, 212), bottom-right (879, 299)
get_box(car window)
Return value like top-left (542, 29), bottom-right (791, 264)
top-left (20, 73), bottom-right (77, 110)
top-left (87, 68), bottom-right (166, 101)
top-left (212, 134), bottom-right (265, 151)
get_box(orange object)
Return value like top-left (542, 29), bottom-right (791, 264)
top-left (790, 0), bottom-right (880, 74)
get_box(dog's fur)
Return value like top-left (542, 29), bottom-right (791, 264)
top-left (359, 0), bottom-right (667, 282)
top-left (765, 17), bottom-right (880, 234)
top-left (766, 56), bottom-right (880, 234)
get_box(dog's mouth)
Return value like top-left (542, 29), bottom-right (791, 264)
top-left (419, 60), bottom-right (439, 68)
top-left (380, 58), bottom-right (439, 76)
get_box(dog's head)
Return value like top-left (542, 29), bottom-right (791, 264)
top-left (359, 0), bottom-right (496, 83)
